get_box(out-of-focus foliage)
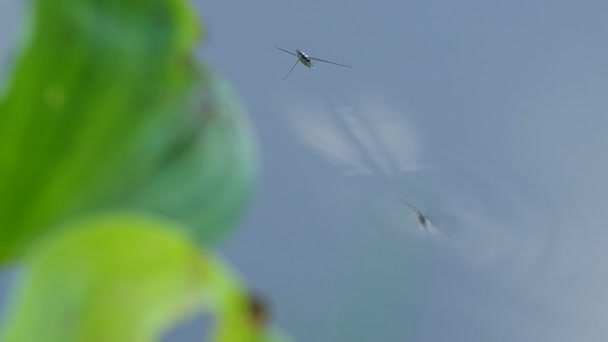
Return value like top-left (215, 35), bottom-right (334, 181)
top-left (0, 0), bottom-right (257, 262)
top-left (0, 0), bottom-right (289, 340)
top-left (0, 213), bottom-right (286, 341)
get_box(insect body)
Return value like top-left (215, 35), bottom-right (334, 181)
top-left (400, 198), bottom-right (436, 231)
top-left (275, 46), bottom-right (351, 79)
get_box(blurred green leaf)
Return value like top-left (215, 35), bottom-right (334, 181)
top-left (0, 213), bottom-right (288, 342)
top-left (0, 0), bottom-right (258, 262)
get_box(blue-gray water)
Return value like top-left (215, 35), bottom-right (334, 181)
top-left (2, 0), bottom-right (608, 341)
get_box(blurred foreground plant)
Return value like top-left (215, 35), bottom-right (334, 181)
top-left (0, 0), bottom-right (289, 340)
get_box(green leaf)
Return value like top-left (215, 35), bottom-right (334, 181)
top-left (0, 213), bottom-right (287, 342)
top-left (0, 0), bottom-right (257, 262)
